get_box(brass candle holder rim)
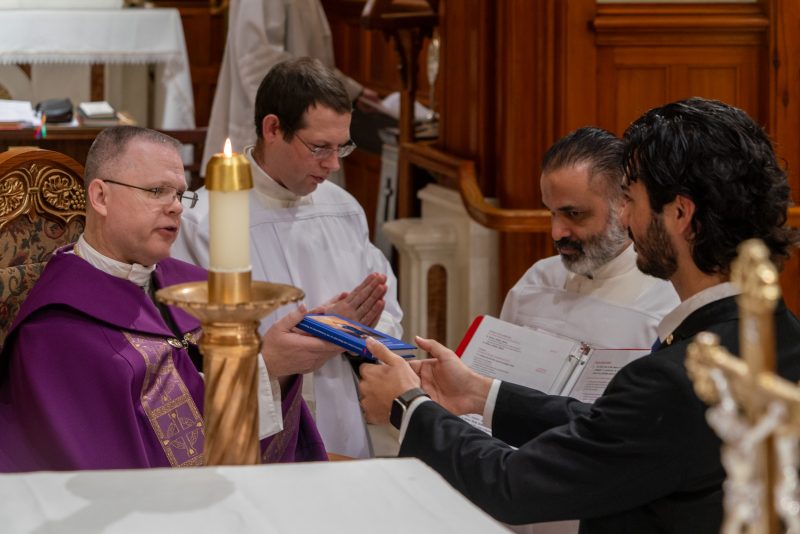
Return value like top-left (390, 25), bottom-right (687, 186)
top-left (155, 281), bottom-right (304, 322)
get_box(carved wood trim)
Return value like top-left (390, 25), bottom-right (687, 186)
top-left (0, 148), bottom-right (85, 231)
top-left (402, 142), bottom-right (550, 232)
top-left (402, 140), bottom-right (800, 234)
top-left (593, 3), bottom-right (768, 46)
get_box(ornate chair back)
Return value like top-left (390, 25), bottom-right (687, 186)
top-left (0, 148), bottom-right (85, 351)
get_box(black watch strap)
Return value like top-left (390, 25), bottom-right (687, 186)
top-left (390, 387), bottom-right (430, 430)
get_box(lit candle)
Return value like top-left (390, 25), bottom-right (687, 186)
top-left (205, 139), bottom-right (253, 303)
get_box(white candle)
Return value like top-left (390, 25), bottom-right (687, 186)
top-left (207, 139), bottom-right (252, 272)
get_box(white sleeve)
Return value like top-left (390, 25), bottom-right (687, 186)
top-left (399, 396), bottom-right (432, 443)
top-left (482, 379), bottom-right (502, 428)
top-left (257, 353), bottom-right (284, 439)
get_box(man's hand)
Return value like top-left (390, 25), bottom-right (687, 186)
top-left (261, 306), bottom-right (341, 378)
top-left (409, 337), bottom-right (493, 416)
top-left (358, 338), bottom-right (421, 425)
top-left (316, 273), bottom-right (387, 328)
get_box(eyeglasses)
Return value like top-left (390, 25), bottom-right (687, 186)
top-left (294, 134), bottom-right (356, 160)
top-left (102, 179), bottom-right (198, 208)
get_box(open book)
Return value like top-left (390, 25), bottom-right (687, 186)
top-left (456, 315), bottom-right (649, 432)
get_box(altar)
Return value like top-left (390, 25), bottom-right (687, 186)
top-left (0, 459), bottom-right (508, 533)
top-left (0, 8), bottom-right (194, 129)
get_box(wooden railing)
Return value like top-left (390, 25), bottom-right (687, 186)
top-left (403, 141), bottom-right (800, 233)
top-left (402, 142), bottom-right (550, 232)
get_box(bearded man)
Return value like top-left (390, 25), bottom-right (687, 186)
top-left (501, 127), bottom-right (678, 355)
top-left (357, 99), bottom-right (800, 533)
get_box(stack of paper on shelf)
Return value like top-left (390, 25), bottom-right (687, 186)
top-left (0, 99), bottom-right (40, 128)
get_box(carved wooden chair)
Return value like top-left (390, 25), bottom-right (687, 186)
top-left (0, 148), bottom-right (86, 351)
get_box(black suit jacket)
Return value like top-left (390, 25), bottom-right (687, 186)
top-left (400, 296), bottom-right (800, 533)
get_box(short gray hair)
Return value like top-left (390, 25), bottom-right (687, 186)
top-left (84, 126), bottom-right (182, 186)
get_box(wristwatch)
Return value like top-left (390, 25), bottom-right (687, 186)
top-left (390, 387), bottom-right (430, 430)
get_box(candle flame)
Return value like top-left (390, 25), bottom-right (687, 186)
top-left (223, 138), bottom-right (232, 158)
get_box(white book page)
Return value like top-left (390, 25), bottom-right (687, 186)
top-left (0, 99), bottom-right (37, 125)
top-left (460, 316), bottom-right (583, 394)
top-left (459, 413), bottom-right (492, 435)
top-left (563, 348), bottom-right (649, 403)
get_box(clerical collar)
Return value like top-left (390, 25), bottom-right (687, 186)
top-left (566, 242), bottom-right (637, 286)
top-left (73, 234), bottom-right (156, 292)
top-left (656, 282), bottom-right (739, 344)
top-left (246, 146), bottom-right (314, 208)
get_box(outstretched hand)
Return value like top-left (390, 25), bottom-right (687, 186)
top-left (315, 273), bottom-right (387, 328)
top-left (261, 305), bottom-right (341, 378)
top-left (409, 337), bottom-right (493, 416)
top-left (358, 338), bottom-right (420, 425)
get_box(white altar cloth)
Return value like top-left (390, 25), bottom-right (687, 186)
top-left (0, 458), bottom-right (507, 533)
top-left (0, 8), bottom-right (194, 129)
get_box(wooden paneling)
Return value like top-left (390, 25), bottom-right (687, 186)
top-left (341, 149), bottom-right (382, 242)
top-left (154, 1), bottom-right (226, 127)
top-left (597, 45), bottom-right (763, 135)
top-left (438, 0), bottom-right (494, 186)
top-left (492, 0), bottom-right (556, 298)
top-left (324, 0), bottom-right (434, 233)
top-left (766, 0), bottom-right (800, 314)
top-left (319, 0), bottom-right (800, 314)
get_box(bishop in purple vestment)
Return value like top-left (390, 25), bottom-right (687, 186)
top-left (0, 127), bottom-right (330, 471)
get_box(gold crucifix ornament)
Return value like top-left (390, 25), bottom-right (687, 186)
top-left (686, 239), bottom-right (800, 534)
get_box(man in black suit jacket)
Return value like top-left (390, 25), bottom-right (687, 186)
top-left (358, 97), bottom-right (800, 533)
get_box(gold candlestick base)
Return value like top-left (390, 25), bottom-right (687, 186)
top-left (156, 280), bottom-right (304, 465)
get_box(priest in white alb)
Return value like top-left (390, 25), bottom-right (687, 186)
top-left (173, 58), bottom-right (402, 459)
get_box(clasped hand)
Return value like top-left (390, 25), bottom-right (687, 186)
top-left (260, 273), bottom-right (389, 378)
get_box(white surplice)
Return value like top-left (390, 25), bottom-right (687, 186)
top-left (172, 147), bottom-right (402, 458)
top-left (202, 0), bottom-right (363, 173)
top-left (499, 244), bottom-right (679, 534)
top-left (501, 244), bottom-right (679, 350)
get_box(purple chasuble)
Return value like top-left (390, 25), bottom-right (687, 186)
top-left (0, 246), bottom-right (326, 472)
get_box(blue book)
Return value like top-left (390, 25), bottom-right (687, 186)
top-left (296, 313), bottom-right (416, 360)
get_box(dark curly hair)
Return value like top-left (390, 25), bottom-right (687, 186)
top-left (622, 97), bottom-right (797, 274)
top-left (254, 57), bottom-right (351, 142)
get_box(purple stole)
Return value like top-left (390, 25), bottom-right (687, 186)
top-left (0, 246), bottom-right (326, 472)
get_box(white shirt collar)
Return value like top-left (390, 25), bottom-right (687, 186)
top-left (589, 242), bottom-right (637, 281)
top-left (73, 234), bottom-right (156, 292)
top-left (564, 243), bottom-right (640, 294)
top-left (656, 282), bottom-right (740, 343)
top-left (246, 146), bottom-right (314, 208)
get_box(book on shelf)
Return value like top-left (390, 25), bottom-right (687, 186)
top-left (456, 315), bottom-right (649, 433)
top-left (77, 101), bottom-right (121, 127)
top-left (0, 99), bottom-right (40, 128)
top-left (297, 313), bottom-right (417, 361)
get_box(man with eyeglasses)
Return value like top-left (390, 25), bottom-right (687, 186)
top-left (173, 57), bottom-right (403, 459)
top-left (0, 126), bottom-right (328, 471)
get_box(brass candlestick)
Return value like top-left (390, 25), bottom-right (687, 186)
top-left (156, 145), bottom-right (303, 465)
top-left (156, 281), bottom-right (303, 465)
